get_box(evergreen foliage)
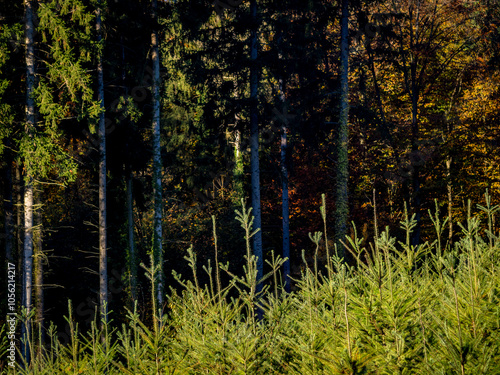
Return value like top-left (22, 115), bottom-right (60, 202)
top-left (5, 197), bottom-right (500, 374)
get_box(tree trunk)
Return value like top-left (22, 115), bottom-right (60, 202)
top-left (410, 60), bottom-right (421, 247)
top-left (16, 163), bottom-right (23, 275)
top-left (249, 0), bottom-right (263, 290)
top-left (233, 128), bottom-right (244, 202)
top-left (151, 0), bottom-right (164, 310)
top-left (126, 169), bottom-right (137, 303)
top-left (335, 0), bottom-right (350, 259)
top-left (22, 0), bottom-right (36, 365)
top-left (446, 157), bottom-right (452, 242)
top-left (4, 151), bottom-right (14, 263)
top-left (280, 89), bottom-right (290, 293)
top-left (96, 0), bottom-right (108, 324)
top-left (34, 191), bottom-right (44, 355)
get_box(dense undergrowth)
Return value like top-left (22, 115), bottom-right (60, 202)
top-left (3, 196), bottom-right (500, 374)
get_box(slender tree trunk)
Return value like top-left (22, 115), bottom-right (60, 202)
top-left (34, 191), bottom-right (44, 354)
top-left (233, 128), bottom-right (244, 201)
top-left (249, 0), bottom-right (263, 290)
top-left (16, 163), bottom-right (23, 272)
top-left (335, 0), bottom-right (350, 259)
top-left (410, 66), bottom-right (421, 247)
top-left (22, 0), bottom-right (36, 365)
top-left (151, 0), bottom-right (164, 310)
top-left (446, 157), bottom-right (452, 242)
top-left (96, 1), bottom-right (108, 324)
top-left (280, 85), bottom-right (290, 293)
top-left (4, 151), bottom-right (14, 263)
top-left (23, 183), bottom-right (33, 364)
top-left (444, 75), bottom-right (461, 245)
top-left (126, 169), bottom-right (137, 303)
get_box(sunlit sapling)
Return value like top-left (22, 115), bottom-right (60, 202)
top-left (219, 199), bottom-right (272, 324)
top-left (140, 252), bottom-right (163, 332)
top-left (320, 194), bottom-right (333, 279)
top-left (398, 203), bottom-right (429, 275)
top-left (477, 189), bottom-right (500, 250)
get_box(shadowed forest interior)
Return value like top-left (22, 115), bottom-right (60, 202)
top-left (1, 0), bottom-right (500, 373)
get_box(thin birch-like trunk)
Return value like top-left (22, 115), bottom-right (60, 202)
top-left (22, 0), bottom-right (36, 365)
top-left (96, 0), bottom-right (108, 324)
top-left (278, 77), bottom-right (290, 293)
top-left (447, 158), bottom-right (453, 241)
top-left (249, 0), bottom-right (263, 290)
top-left (34, 192), bottom-right (44, 353)
top-left (4, 152), bottom-right (13, 263)
top-left (126, 169), bottom-right (137, 302)
top-left (16, 164), bottom-right (23, 274)
top-left (151, 0), bottom-right (164, 310)
top-left (335, 0), bottom-right (350, 259)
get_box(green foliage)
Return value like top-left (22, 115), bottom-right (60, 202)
top-left (6, 198), bottom-right (500, 374)
top-left (18, 131), bottom-right (77, 184)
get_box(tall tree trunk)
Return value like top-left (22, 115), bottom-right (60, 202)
top-left (410, 62), bottom-right (421, 247)
top-left (4, 150), bottom-right (14, 263)
top-left (126, 168), bottom-right (137, 303)
top-left (446, 157), bottom-right (452, 242)
top-left (279, 82), bottom-right (290, 293)
top-left (249, 0), bottom-right (263, 290)
top-left (34, 191), bottom-right (44, 355)
top-left (151, 0), bottom-right (164, 310)
top-left (335, 0), bottom-right (350, 259)
top-left (96, 0), bottom-right (108, 324)
top-left (22, 0), bottom-right (36, 365)
top-left (121, 33), bottom-right (138, 305)
top-left (16, 163), bottom-right (23, 274)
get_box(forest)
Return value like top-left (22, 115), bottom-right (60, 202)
top-left (1, 0), bottom-right (500, 373)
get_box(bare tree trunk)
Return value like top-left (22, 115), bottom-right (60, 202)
top-left (277, 75), bottom-right (290, 292)
top-left (4, 150), bottom-right (14, 263)
top-left (410, 58), bottom-right (421, 247)
top-left (22, 0), bottom-right (36, 365)
top-left (281, 105), bottom-right (290, 293)
top-left (34, 191), bottom-right (44, 355)
top-left (96, 0), bottom-right (108, 325)
top-left (249, 0), bottom-right (263, 291)
top-left (151, 0), bottom-right (164, 310)
top-left (126, 169), bottom-right (137, 303)
top-left (446, 157), bottom-right (452, 242)
top-left (16, 163), bottom-right (23, 274)
top-left (335, 0), bottom-right (350, 259)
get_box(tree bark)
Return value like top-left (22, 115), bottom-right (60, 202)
top-left (16, 163), bottom-right (23, 276)
top-left (280, 87), bottom-right (290, 293)
top-left (4, 150), bottom-right (14, 263)
top-left (151, 0), bottom-right (164, 310)
top-left (126, 169), bottom-right (137, 303)
top-left (249, 0), bottom-right (263, 290)
top-left (446, 157), bottom-right (452, 242)
top-left (22, 0), bottom-right (36, 365)
top-left (335, 0), bottom-right (350, 259)
top-left (96, 0), bottom-right (108, 324)
top-left (34, 191), bottom-right (44, 354)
